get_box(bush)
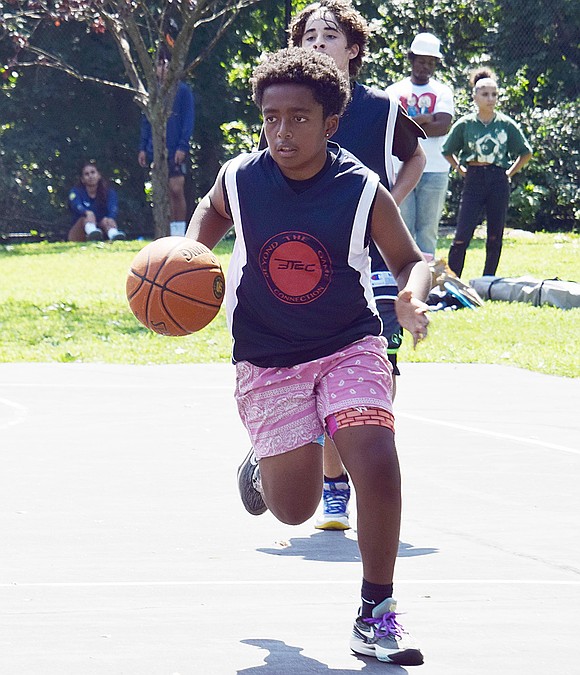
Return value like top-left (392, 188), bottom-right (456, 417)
top-left (441, 98), bottom-right (579, 233)
top-left (514, 100), bottom-right (580, 231)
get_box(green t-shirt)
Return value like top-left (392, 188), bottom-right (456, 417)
top-left (442, 111), bottom-right (532, 169)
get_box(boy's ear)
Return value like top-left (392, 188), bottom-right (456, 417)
top-left (348, 43), bottom-right (360, 61)
top-left (324, 114), bottom-right (340, 139)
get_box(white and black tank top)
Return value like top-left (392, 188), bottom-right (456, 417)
top-left (224, 145), bottom-right (382, 367)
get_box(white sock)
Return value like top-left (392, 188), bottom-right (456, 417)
top-left (107, 227), bottom-right (119, 240)
top-left (85, 222), bottom-right (98, 235)
top-left (170, 221), bottom-right (186, 236)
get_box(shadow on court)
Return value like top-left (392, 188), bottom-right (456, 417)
top-left (237, 639), bottom-right (408, 674)
top-left (0, 362), bottom-right (578, 674)
top-left (257, 532), bottom-right (438, 563)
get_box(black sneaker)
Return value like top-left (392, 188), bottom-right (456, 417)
top-left (237, 448), bottom-right (267, 516)
top-left (87, 229), bottom-right (103, 241)
top-left (350, 598), bottom-right (424, 665)
top-left (111, 231), bottom-right (126, 241)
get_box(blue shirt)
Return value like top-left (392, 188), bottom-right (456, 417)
top-left (68, 185), bottom-right (118, 224)
top-left (139, 81), bottom-right (195, 158)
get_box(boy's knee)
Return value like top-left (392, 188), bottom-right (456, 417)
top-left (267, 499), bottom-right (318, 525)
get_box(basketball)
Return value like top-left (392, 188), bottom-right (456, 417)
top-left (126, 236), bottom-right (225, 336)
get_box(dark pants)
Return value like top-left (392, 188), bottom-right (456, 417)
top-left (448, 164), bottom-right (510, 277)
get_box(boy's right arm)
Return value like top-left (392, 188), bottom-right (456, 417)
top-left (186, 165), bottom-right (233, 248)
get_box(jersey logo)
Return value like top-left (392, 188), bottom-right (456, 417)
top-left (259, 231), bottom-right (332, 305)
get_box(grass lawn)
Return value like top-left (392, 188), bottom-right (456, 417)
top-left (1, 230), bottom-right (578, 377)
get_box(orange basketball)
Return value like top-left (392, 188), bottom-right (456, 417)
top-left (126, 236), bottom-right (225, 336)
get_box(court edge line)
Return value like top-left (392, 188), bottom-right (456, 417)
top-left (2, 579), bottom-right (580, 588)
top-left (2, 389), bottom-right (577, 454)
top-left (0, 397), bottom-right (27, 431)
top-left (398, 411), bottom-right (579, 455)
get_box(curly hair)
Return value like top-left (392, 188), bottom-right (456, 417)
top-left (251, 47), bottom-right (350, 119)
top-left (470, 67), bottom-right (497, 89)
top-left (288, 0), bottom-right (370, 78)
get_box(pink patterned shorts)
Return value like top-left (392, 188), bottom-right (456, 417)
top-left (234, 335), bottom-right (394, 458)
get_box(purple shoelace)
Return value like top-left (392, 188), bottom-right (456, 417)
top-left (362, 611), bottom-right (403, 639)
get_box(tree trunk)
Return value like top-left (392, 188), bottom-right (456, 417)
top-left (147, 98), bottom-right (172, 239)
top-left (150, 134), bottom-right (171, 239)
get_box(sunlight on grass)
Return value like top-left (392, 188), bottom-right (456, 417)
top-left (1, 234), bottom-right (578, 376)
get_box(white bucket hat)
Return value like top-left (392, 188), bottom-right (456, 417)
top-left (409, 33), bottom-right (443, 59)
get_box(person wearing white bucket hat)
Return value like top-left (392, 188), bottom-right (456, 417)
top-left (387, 32), bottom-right (454, 257)
top-left (409, 32), bottom-right (443, 58)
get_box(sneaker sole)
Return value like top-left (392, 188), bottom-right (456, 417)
top-left (350, 641), bottom-right (423, 666)
top-left (380, 648), bottom-right (424, 666)
top-left (315, 518), bottom-right (350, 531)
top-left (237, 449), bottom-right (267, 516)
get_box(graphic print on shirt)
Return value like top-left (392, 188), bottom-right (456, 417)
top-left (399, 92), bottom-right (437, 116)
top-left (260, 231), bottom-right (332, 304)
top-left (474, 129), bottom-right (508, 164)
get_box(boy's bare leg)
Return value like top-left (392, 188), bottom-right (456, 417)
top-left (259, 442), bottom-right (323, 525)
top-left (317, 375), bottom-right (398, 531)
top-left (169, 175), bottom-right (187, 222)
top-left (322, 435), bottom-right (344, 477)
top-left (332, 425), bottom-right (401, 583)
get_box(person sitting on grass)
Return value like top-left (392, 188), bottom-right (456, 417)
top-left (186, 47), bottom-right (430, 666)
top-left (68, 161), bottom-right (126, 242)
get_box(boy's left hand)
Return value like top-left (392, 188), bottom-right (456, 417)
top-left (395, 290), bottom-right (430, 348)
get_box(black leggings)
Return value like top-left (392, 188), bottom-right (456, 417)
top-left (448, 164), bottom-right (510, 277)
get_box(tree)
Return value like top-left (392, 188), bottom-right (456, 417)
top-left (0, 0), bottom-right (263, 238)
top-left (494, 0), bottom-right (579, 103)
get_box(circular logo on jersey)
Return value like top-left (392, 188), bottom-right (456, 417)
top-left (259, 231), bottom-right (332, 304)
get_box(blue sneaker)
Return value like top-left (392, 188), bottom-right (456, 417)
top-left (350, 598), bottom-right (424, 665)
top-left (315, 479), bottom-right (350, 530)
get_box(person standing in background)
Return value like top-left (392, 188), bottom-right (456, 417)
top-left (387, 32), bottom-right (454, 257)
top-left (442, 68), bottom-right (532, 278)
top-left (138, 49), bottom-right (195, 237)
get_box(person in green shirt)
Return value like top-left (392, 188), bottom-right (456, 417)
top-left (442, 68), bottom-right (532, 277)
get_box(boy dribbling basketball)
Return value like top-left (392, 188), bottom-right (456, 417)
top-left (186, 47), bottom-right (429, 666)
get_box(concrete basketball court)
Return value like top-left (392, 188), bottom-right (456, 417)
top-left (1, 362), bottom-right (578, 674)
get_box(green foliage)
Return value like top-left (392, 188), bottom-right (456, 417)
top-left (1, 234), bottom-right (578, 376)
top-left (0, 0), bottom-right (578, 236)
top-left (493, 0), bottom-right (580, 102)
top-left (220, 121), bottom-right (260, 157)
top-left (0, 22), bottom-right (150, 237)
top-left (512, 101), bottom-right (580, 230)
top-left (359, 0), bottom-right (498, 88)
top-left (400, 300), bottom-right (579, 377)
top-left (0, 239), bottom-right (233, 363)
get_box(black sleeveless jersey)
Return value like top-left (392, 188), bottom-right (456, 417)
top-left (223, 145), bottom-right (382, 367)
top-left (333, 82), bottom-right (422, 275)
